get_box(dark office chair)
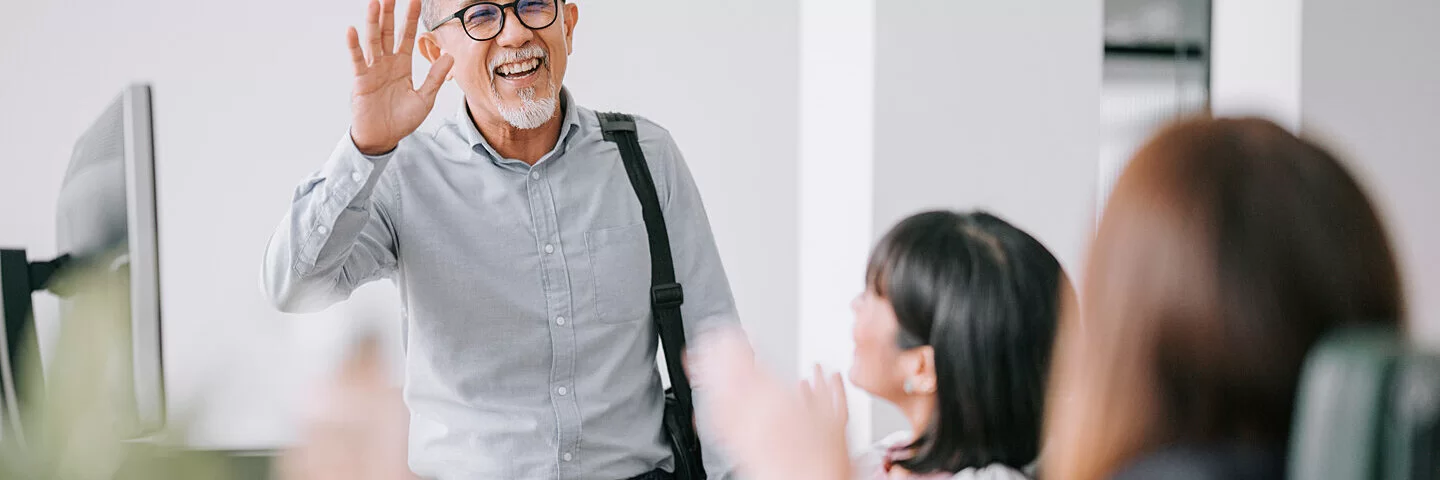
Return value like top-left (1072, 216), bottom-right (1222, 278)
top-left (1290, 326), bottom-right (1440, 480)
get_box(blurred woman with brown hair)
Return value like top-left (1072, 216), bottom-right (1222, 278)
top-left (1044, 117), bottom-right (1406, 480)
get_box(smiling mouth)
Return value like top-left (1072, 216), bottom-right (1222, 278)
top-left (494, 58), bottom-right (543, 79)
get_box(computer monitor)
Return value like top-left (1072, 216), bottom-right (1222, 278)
top-left (0, 84), bottom-right (165, 444)
top-left (57, 83), bottom-right (165, 436)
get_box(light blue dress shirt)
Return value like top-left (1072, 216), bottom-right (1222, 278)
top-left (263, 91), bottom-right (739, 480)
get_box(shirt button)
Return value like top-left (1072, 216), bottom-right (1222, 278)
top-left (351, 171), bottom-right (364, 183)
top-left (557, 386), bottom-right (568, 396)
top-left (562, 453), bottom-right (573, 462)
top-left (556, 316), bottom-right (566, 326)
top-left (544, 244), bottom-right (555, 254)
top-left (531, 171), bottom-right (540, 180)
top-left (316, 225), bottom-right (329, 235)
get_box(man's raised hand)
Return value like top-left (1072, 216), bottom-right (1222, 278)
top-left (347, 0), bottom-right (455, 156)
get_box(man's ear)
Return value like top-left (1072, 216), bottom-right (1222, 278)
top-left (417, 32), bottom-right (453, 81)
top-left (562, 2), bottom-right (579, 55)
top-left (418, 32), bottom-right (443, 63)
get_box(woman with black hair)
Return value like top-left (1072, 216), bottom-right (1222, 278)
top-left (695, 210), bottom-right (1071, 480)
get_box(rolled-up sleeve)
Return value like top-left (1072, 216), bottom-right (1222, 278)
top-left (262, 131), bottom-right (401, 313)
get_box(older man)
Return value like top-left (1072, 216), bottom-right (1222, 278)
top-left (262, 1), bottom-right (739, 478)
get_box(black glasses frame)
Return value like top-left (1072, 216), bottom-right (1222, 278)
top-left (431, 0), bottom-right (559, 42)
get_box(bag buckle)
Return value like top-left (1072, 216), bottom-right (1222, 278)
top-left (651, 283), bottom-right (685, 309)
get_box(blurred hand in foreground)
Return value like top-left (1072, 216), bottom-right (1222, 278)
top-left (278, 337), bottom-right (417, 480)
top-left (690, 328), bottom-right (852, 480)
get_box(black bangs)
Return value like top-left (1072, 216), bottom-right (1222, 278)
top-left (865, 211), bottom-right (965, 346)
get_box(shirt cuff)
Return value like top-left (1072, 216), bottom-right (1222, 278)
top-left (323, 131), bottom-right (395, 209)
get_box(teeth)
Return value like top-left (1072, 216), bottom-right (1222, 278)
top-left (498, 58), bottom-right (541, 76)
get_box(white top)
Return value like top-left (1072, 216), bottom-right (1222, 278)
top-left (851, 431), bottom-right (1032, 480)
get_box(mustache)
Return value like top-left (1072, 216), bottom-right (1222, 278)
top-left (488, 44), bottom-right (548, 70)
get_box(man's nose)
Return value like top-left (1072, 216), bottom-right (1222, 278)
top-left (494, 7), bottom-right (535, 47)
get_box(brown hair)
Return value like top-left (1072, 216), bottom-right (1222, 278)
top-left (1044, 117), bottom-right (1405, 480)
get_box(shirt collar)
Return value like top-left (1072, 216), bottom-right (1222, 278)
top-left (453, 87), bottom-right (583, 164)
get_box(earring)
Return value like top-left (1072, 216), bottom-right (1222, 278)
top-left (903, 379), bottom-right (915, 395)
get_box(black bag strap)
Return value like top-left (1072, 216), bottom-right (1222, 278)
top-left (595, 112), bottom-right (698, 418)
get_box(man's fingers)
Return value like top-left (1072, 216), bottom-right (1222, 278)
top-left (418, 54), bottom-right (455, 98)
top-left (829, 372), bottom-right (848, 421)
top-left (365, 0), bottom-right (383, 63)
top-left (398, 0), bottom-right (421, 56)
top-left (347, 27), bottom-right (368, 75)
top-left (380, 0), bottom-right (397, 55)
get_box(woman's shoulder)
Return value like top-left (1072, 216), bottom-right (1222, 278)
top-left (851, 431), bottom-right (906, 479)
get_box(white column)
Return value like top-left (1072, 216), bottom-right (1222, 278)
top-left (798, 0), bottom-right (877, 450)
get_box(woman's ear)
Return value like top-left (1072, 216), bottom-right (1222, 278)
top-left (900, 345), bottom-right (938, 395)
top-left (915, 346), bottom-right (938, 394)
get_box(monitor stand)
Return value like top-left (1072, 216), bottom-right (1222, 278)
top-left (0, 249), bottom-right (68, 449)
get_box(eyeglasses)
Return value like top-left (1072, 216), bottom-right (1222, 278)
top-left (431, 0), bottom-right (559, 42)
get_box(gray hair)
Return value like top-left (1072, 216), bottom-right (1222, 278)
top-left (420, 0), bottom-right (447, 31)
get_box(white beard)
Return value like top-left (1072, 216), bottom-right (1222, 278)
top-left (495, 82), bottom-right (559, 130)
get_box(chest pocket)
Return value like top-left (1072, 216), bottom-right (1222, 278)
top-left (586, 223), bottom-right (653, 325)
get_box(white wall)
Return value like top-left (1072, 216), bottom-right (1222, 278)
top-left (563, 1), bottom-right (801, 381)
top-left (868, 0), bottom-right (1103, 438)
top-left (1300, 0), bottom-right (1440, 346)
top-left (1212, 0), bottom-right (1440, 347)
top-left (0, 0), bottom-right (799, 449)
top-left (1211, 0), bottom-right (1304, 130)
top-left (2, 0), bottom-right (369, 449)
